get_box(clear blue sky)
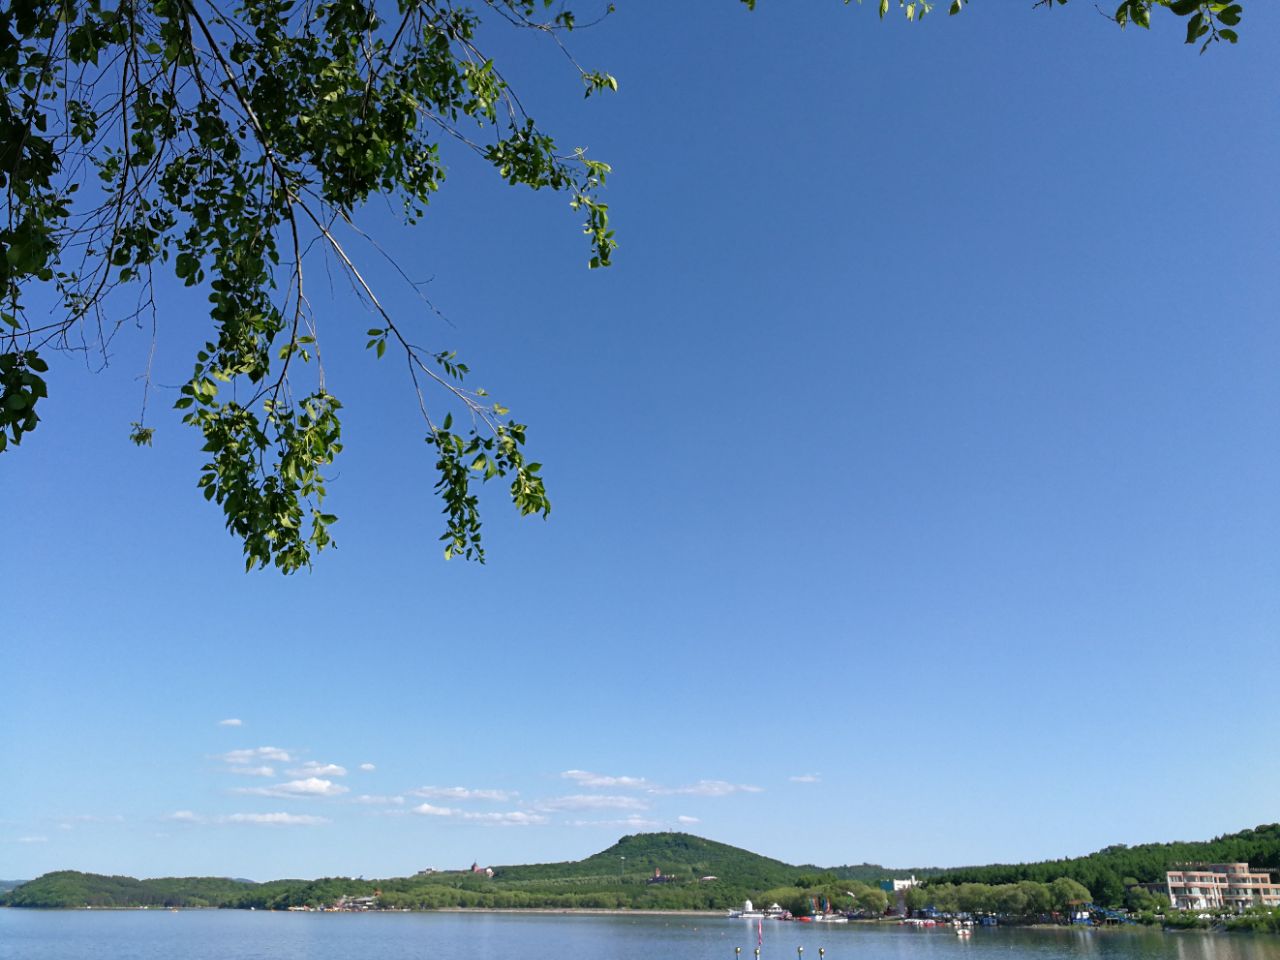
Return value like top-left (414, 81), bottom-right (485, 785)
top-left (3, 1), bottom-right (1278, 882)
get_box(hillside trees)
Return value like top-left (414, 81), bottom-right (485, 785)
top-left (0, 0), bottom-right (1250, 570)
top-left (926, 823), bottom-right (1280, 907)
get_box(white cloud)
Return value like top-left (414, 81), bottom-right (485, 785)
top-left (413, 803), bottom-right (457, 817)
top-left (230, 766), bottom-right (276, 777)
top-left (677, 815), bottom-right (701, 825)
top-left (656, 780), bottom-right (763, 797)
top-left (538, 794), bottom-right (649, 812)
top-left (165, 810), bottom-right (328, 826)
top-left (60, 814), bottom-right (125, 824)
top-left (55, 815), bottom-right (124, 831)
top-left (218, 718), bottom-right (243, 727)
top-left (219, 746), bottom-right (292, 765)
top-left (221, 813), bottom-right (328, 826)
top-left (411, 804), bottom-right (546, 826)
top-left (17, 835), bottom-right (49, 843)
top-left (463, 811), bottom-right (546, 826)
top-left (410, 786), bottom-right (516, 802)
top-left (560, 770), bottom-right (762, 798)
top-left (288, 762), bottom-right (348, 778)
top-left (359, 763), bottom-right (376, 772)
top-left (234, 777), bottom-right (349, 798)
top-left (353, 795), bottom-right (405, 805)
top-left (566, 817), bottom-right (662, 830)
top-left (789, 774), bottom-right (821, 784)
top-left (561, 770), bottom-right (651, 790)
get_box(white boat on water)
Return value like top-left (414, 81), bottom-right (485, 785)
top-left (728, 899), bottom-right (765, 919)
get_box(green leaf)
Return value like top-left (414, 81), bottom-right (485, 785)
top-left (1185, 11), bottom-right (1204, 42)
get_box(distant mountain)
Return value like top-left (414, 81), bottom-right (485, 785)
top-left (7, 825), bottom-right (1279, 911)
top-left (1, 870), bottom-right (257, 909)
top-left (0, 879), bottom-right (28, 893)
top-left (495, 832), bottom-right (801, 887)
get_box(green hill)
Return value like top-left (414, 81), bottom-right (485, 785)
top-left (0, 833), bottom-right (906, 911)
top-left (925, 823), bottom-right (1280, 907)
top-left (1, 870), bottom-right (256, 908)
top-left (495, 832), bottom-right (799, 887)
top-left (8, 825), bottom-right (1279, 912)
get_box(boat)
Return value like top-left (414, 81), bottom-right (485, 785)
top-left (728, 899), bottom-right (765, 919)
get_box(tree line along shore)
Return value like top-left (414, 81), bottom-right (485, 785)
top-left (4, 826), bottom-right (1279, 934)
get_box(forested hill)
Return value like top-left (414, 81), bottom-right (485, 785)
top-left (1, 871), bottom-right (259, 908)
top-left (0, 833), bottom-right (926, 910)
top-left (7, 826), bottom-right (1279, 911)
top-left (494, 832), bottom-right (802, 887)
top-left (927, 823), bottom-right (1280, 906)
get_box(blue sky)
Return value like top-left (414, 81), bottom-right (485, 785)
top-left (3, 1), bottom-right (1278, 882)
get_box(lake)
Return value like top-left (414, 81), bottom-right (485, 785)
top-left (3, 912), bottom-right (1280, 960)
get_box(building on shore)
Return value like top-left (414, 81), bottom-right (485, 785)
top-left (1165, 863), bottom-right (1280, 911)
top-left (880, 876), bottom-right (921, 916)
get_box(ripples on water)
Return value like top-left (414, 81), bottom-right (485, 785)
top-left (3, 912), bottom-right (1280, 960)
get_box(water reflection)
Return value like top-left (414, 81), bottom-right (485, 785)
top-left (2, 911), bottom-right (1280, 960)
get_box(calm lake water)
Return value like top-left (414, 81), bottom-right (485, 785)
top-left (3, 912), bottom-right (1280, 960)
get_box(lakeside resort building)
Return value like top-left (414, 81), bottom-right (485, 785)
top-left (1165, 864), bottom-right (1280, 911)
top-left (880, 876), bottom-right (921, 916)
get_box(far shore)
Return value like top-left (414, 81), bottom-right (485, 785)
top-left (412, 909), bottom-right (903, 921)
top-left (1, 906), bottom-right (1262, 934)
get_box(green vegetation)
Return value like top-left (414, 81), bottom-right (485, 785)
top-left (6, 825), bottom-right (1280, 920)
top-left (905, 877), bottom-right (1094, 921)
top-left (0, 0), bottom-right (1247, 572)
top-left (923, 823), bottom-right (1280, 910)
top-left (1, 871), bottom-right (256, 908)
top-left (1226, 907), bottom-right (1280, 934)
top-left (0, 832), bottom-right (921, 911)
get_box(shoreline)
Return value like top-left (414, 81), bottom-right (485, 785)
top-left (2, 905), bottom-right (1272, 934)
top-left (434, 908), bottom-right (722, 917)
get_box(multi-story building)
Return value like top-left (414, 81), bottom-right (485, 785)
top-left (880, 876), bottom-right (920, 916)
top-left (1165, 863), bottom-right (1280, 911)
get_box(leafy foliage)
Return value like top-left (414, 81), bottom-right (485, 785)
top-left (1, 0), bottom-right (1246, 570)
top-left (925, 823), bottom-right (1280, 909)
top-left (1, 0), bottom-right (608, 569)
top-left (739, 0), bottom-right (1247, 47)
